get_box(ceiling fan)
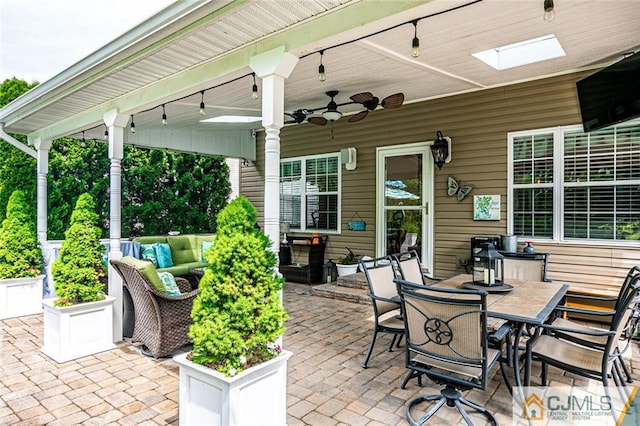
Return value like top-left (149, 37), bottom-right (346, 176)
top-left (285, 90), bottom-right (404, 125)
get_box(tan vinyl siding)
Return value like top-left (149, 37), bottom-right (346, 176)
top-left (241, 71), bottom-right (640, 294)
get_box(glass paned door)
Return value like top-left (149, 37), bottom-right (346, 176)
top-left (377, 144), bottom-right (431, 268)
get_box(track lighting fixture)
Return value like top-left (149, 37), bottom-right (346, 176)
top-left (543, 0), bottom-right (556, 21)
top-left (130, 115), bottom-right (136, 133)
top-left (411, 20), bottom-right (420, 58)
top-left (162, 104), bottom-right (167, 126)
top-left (251, 73), bottom-right (259, 100)
top-left (103, 125), bottom-right (108, 140)
top-left (199, 91), bottom-right (206, 115)
top-left (318, 51), bottom-right (326, 82)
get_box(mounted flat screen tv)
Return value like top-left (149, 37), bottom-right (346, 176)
top-left (576, 51), bottom-right (640, 132)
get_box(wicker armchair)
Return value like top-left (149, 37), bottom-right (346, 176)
top-left (110, 259), bottom-right (199, 358)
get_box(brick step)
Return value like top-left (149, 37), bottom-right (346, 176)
top-left (310, 283), bottom-right (371, 305)
top-left (335, 271), bottom-right (368, 290)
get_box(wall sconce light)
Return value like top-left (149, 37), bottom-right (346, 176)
top-left (340, 147), bottom-right (357, 170)
top-left (430, 130), bottom-right (452, 170)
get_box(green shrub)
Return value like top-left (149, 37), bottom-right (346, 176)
top-left (0, 190), bottom-right (42, 279)
top-left (52, 193), bottom-right (106, 307)
top-left (188, 196), bottom-right (288, 376)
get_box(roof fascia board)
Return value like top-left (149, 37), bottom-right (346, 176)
top-left (28, 0), bottom-right (428, 141)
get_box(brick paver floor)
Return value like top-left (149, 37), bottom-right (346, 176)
top-left (1, 282), bottom-right (638, 425)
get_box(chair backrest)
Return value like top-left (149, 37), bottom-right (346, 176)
top-left (613, 266), bottom-right (640, 312)
top-left (606, 272), bottom-right (640, 360)
top-left (392, 250), bottom-right (427, 286)
top-left (396, 279), bottom-right (491, 389)
top-left (360, 256), bottom-right (398, 315)
top-left (501, 251), bottom-right (550, 282)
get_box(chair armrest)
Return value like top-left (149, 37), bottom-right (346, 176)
top-left (565, 293), bottom-right (618, 302)
top-left (554, 305), bottom-right (615, 317)
top-left (147, 284), bottom-right (199, 301)
top-left (176, 277), bottom-right (193, 293)
top-left (368, 293), bottom-right (401, 305)
top-left (537, 322), bottom-right (614, 337)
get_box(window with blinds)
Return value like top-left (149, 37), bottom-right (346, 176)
top-left (509, 123), bottom-right (640, 243)
top-left (280, 154), bottom-right (340, 232)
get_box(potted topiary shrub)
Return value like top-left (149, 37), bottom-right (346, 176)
top-left (174, 196), bottom-right (291, 426)
top-left (0, 190), bottom-right (45, 319)
top-left (41, 193), bottom-right (116, 363)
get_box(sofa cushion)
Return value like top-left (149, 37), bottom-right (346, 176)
top-left (158, 261), bottom-right (207, 277)
top-left (134, 236), bottom-right (167, 245)
top-left (158, 272), bottom-right (181, 296)
top-left (140, 244), bottom-right (158, 267)
top-left (196, 234), bottom-right (216, 261)
top-left (154, 243), bottom-right (174, 268)
top-left (121, 256), bottom-right (167, 294)
top-left (167, 235), bottom-right (198, 264)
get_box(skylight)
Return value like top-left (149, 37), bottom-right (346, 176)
top-left (472, 34), bottom-right (566, 70)
top-left (200, 115), bottom-right (262, 123)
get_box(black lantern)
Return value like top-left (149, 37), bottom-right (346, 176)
top-left (472, 242), bottom-right (504, 286)
top-left (431, 131), bottom-right (449, 170)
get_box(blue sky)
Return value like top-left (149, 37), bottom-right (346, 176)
top-left (0, 0), bottom-right (174, 83)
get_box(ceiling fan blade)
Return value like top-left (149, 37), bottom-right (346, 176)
top-left (350, 92), bottom-right (374, 104)
top-left (348, 110), bottom-right (369, 123)
top-left (381, 93), bottom-right (404, 109)
top-left (308, 116), bottom-right (328, 126)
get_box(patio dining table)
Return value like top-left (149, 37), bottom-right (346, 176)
top-left (430, 274), bottom-right (570, 395)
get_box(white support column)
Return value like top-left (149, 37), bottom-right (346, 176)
top-left (250, 47), bottom-right (298, 253)
top-left (33, 138), bottom-right (53, 298)
top-left (33, 138), bottom-right (51, 244)
top-left (104, 110), bottom-right (129, 343)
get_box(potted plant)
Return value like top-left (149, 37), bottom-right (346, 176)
top-left (41, 193), bottom-right (115, 363)
top-left (336, 247), bottom-right (359, 277)
top-left (0, 190), bottom-right (45, 319)
top-left (173, 196), bottom-right (291, 426)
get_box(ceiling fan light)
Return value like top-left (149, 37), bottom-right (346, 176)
top-left (323, 110), bottom-right (342, 121)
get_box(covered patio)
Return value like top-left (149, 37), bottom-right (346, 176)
top-left (2, 282), bottom-right (637, 425)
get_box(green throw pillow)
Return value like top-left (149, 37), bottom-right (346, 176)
top-left (157, 272), bottom-right (181, 296)
top-left (120, 256), bottom-right (167, 294)
top-left (140, 244), bottom-right (158, 267)
top-left (201, 240), bottom-right (215, 262)
top-left (154, 242), bottom-right (174, 268)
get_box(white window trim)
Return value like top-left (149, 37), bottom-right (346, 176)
top-left (280, 152), bottom-right (342, 234)
top-left (508, 123), bottom-right (640, 246)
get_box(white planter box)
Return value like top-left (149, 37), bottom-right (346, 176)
top-left (0, 275), bottom-right (44, 319)
top-left (336, 264), bottom-right (358, 277)
top-left (174, 349), bottom-right (292, 426)
top-left (41, 295), bottom-right (116, 363)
